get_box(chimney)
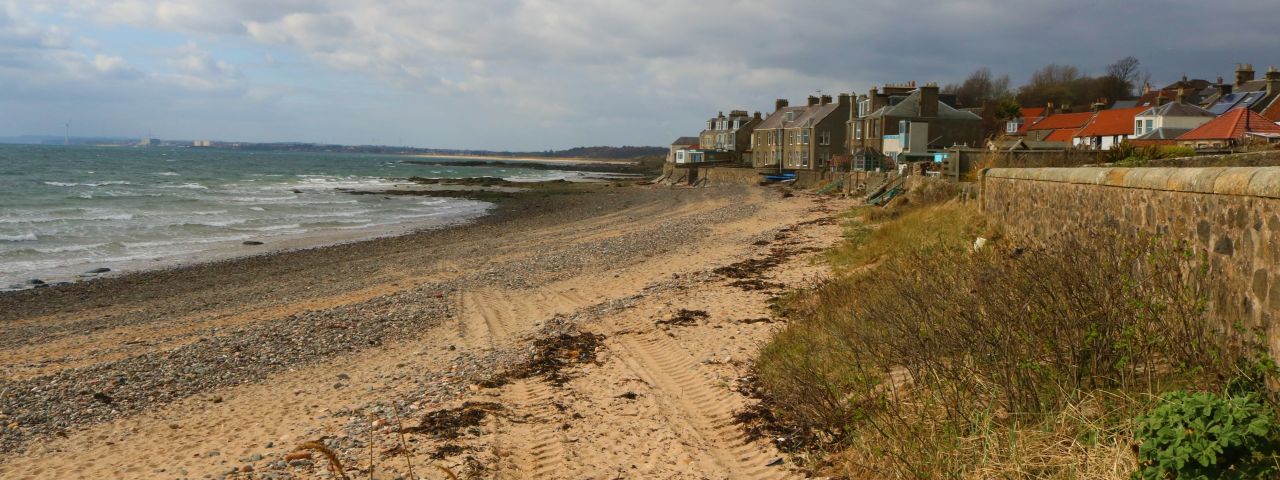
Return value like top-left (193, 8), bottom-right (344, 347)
top-left (753, 111), bottom-right (762, 120)
top-left (919, 83), bottom-right (939, 117)
top-left (1155, 92), bottom-right (1169, 107)
top-left (1267, 66), bottom-right (1280, 96)
top-left (775, 99), bottom-right (789, 111)
top-left (1176, 88), bottom-right (1186, 104)
top-left (1236, 63), bottom-right (1256, 87)
top-left (1046, 101), bottom-right (1055, 114)
top-left (807, 95), bottom-right (820, 107)
top-left (1091, 98), bottom-right (1107, 112)
top-left (838, 93), bottom-right (852, 106)
top-left (819, 94), bottom-right (833, 106)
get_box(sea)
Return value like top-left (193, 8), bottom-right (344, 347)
top-left (0, 144), bottom-right (595, 288)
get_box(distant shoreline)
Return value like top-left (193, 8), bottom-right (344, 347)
top-left (411, 153), bottom-right (639, 166)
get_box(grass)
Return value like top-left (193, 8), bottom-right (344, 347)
top-left (750, 181), bottom-right (1271, 478)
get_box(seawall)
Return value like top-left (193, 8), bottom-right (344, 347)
top-left (981, 167), bottom-right (1280, 354)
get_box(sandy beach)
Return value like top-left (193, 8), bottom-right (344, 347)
top-left (0, 182), bottom-right (850, 479)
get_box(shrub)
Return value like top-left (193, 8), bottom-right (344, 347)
top-left (754, 201), bottom-right (1266, 477)
top-left (1134, 391), bottom-right (1280, 479)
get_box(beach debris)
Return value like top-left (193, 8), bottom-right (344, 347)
top-left (242, 240), bottom-right (265, 246)
top-left (400, 402), bottom-right (502, 441)
top-left (616, 391), bottom-right (640, 400)
top-left (481, 330), bottom-right (605, 387)
top-left (85, 267), bottom-right (111, 274)
top-left (656, 309), bottom-right (709, 327)
top-left (26, 279), bottom-right (45, 285)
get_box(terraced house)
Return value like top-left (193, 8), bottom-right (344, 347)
top-left (847, 82), bottom-right (982, 168)
top-left (698, 110), bottom-right (761, 163)
top-left (751, 95), bottom-right (851, 171)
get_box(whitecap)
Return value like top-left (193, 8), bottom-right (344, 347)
top-left (0, 233), bottom-right (38, 242)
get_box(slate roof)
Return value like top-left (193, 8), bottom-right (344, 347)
top-left (1208, 91), bottom-right (1268, 115)
top-left (1136, 102), bottom-right (1215, 118)
top-left (1025, 111), bottom-right (1095, 131)
top-left (1178, 107), bottom-right (1280, 141)
top-left (671, 136), bottom-right (699, 146)
top-left (864, 89), bottom-right (980, 120)
top-left (756, 103), bottom-right (842, 130)
top-left (1076, 107), bottom-right (1149, 137)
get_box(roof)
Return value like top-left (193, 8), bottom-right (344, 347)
top-left (1025, 111), bottom-right (1095, 131)
top-left (1208, 91), bottom-right (1268, 115)
top-left (1044, 129), bottom-right (1077, 142)
top-left (756, 102), bottom-right (843, 131)
top-left (1133, 127), bottom-right (1192, 140)
top-left (1178, 107), bottom-right (1280, 141)
top-left (1075, 107), bottom-right (1149, 137)
top-left (865, 89), bottom-right (981, 121)
top-left (1262, 96), bottom-right (1280, 121)
top-left (1019, 107), bottom-right (1046, 120)
top-left (1136, 102), bottom-right (1215, 118)
top-left (671, 136), bottom-right (699, 146)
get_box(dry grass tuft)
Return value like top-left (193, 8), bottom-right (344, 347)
top-left (298, 440), bottom-right (351, 480)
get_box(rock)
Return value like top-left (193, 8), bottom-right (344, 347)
top-left (241, 465), bottom-right (254, 473)
top-left (766, 457), bottom-right (784, 466)
top-left (26, 279), bottom-right (45, 285)
top-left (335, 373), bottom-right (350, 381)
top-left (242, 241), bottom-right (265, 246)
top-left (85, 267), bottom-right (111, 274)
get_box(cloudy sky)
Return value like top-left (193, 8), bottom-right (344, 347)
top-left (1, 1), bottom-right (1275, 150)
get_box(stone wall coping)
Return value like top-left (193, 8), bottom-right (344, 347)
top-left (985, 167), bottom-right (1280, 199)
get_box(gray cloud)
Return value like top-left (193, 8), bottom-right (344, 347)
top-left (4, 0), bottom-right (1279, 149)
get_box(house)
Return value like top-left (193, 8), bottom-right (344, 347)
top-left (1072, 106), bottom-right (1149, 150)
top-left (1204, 64), bottom-right (1280, 116)
top-left (751, 94), bottom-right (851, 171)
top-left (1023, 111), bottom-right (1095, 143)
top-left (1129, 102), bottom-right (1215, 145)
top-left (1176, 107), bottom-right (1280, 149)
top-left (667, 136), bottom-right (698, 164)
top-left (697, 110), bottom-right (761, 163)
top-left (847, 83), bottom-right (982, 168)
top-left (1004, 106), bottom-right (1048, 136)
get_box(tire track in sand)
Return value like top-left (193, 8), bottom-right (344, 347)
top-left (614, 333), bottom-right (793, 479)
top-left (493, 379), bottom-right (568, 479)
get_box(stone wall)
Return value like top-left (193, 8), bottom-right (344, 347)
top-left (981, 167), bottom-right (1280, 356)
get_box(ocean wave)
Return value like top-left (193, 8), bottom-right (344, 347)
top-left (233, 223), bottom-right (302, 232)
top-left (229, 195), bottom-right (296, 203)
top-left (122, 235), bottom-right (253, 249)
top-left (158, 183), bottom-right (209, 190)
top-left (154, 172), bottom-right (180, 176)
top-left (0, 233), bottom-right (38, 242)
top-left (44, 180), bottom-right (133, 187)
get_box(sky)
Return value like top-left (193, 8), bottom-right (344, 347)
top-left (0, 1), bottom-right (1276, 150)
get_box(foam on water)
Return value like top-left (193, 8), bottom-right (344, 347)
top-left (0, 146), bottom-right (583, 286)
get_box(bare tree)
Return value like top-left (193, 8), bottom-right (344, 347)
top-left (944, 67), bottom-right (1013, 107)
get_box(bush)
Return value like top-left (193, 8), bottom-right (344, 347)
top-left (755, 202), bottom-right (1267, 477)
top-left (1134, 391), bottom-right (1280, 479)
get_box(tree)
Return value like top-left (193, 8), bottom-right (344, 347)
top-left (943, 67), bottom-right (1012, 107)
top-left (995, 98), bottom-right (1023, 121)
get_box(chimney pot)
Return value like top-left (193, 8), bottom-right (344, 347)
top-left (820, 95), bottom-right (833, 106)
top-left (775, 99), bottom-right (788, 111)
top-left (808, 96), bottom-right (820, 107)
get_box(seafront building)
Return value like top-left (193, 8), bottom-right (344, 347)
top-left (750, 95), bottom-right (851, 171)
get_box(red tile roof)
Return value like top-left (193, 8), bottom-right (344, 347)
top-left (1026, 111), bottom-right (1095, 131)
top-left (1013, 107), bottom-right (1048, 135)
top-left (1074, 107), bottom-right (1149, 138)
top-left (1262, 97), bottom-right (1280, 122)
top-left (1178, 107), bottom-right (1280, 141)
top-left (1044, 129), bottom-right (1077, 142)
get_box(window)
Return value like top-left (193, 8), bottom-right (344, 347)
top-left (801, 129), bottom-right (810, 145)
top-left (1135, 120), bottom-right (1143, 135)
top-left (1007, 119), bottom-right (1021, 134)
top-left (858, 99), bottom-right (869, 117)
top-left (854, 122), bottom-right (863, 140)
top-left (1146, 119), bottom-right (1154, 133)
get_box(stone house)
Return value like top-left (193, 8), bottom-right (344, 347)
top-left (847, 83), bottom-right (982, 168)
top-left (697, 110), bottom-right (762, 163)
top-left (751, 94), bottom-right (851, 171)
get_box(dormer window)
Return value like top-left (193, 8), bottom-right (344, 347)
top-left (785, 111), bottom-right (796, 122)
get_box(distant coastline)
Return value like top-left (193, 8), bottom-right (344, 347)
top-left (412, 153), bottom-right (639, 165)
